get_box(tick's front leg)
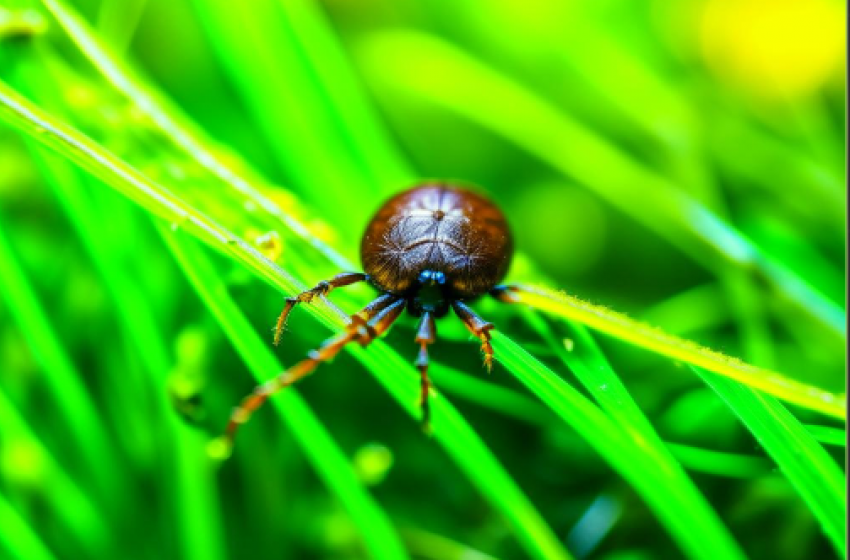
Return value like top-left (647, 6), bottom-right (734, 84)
top-left (274, 272), bottom-right (368, 345)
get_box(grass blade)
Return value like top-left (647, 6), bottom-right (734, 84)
top-left (505, 284), bottom-right (845, 419)
top-left (0, 491), bottom-right (58, 560)
top-left (490, 331), bottom-right (746, 560)
top-left (698, 370), bottom-right (846, 556)
top-left (0, 215), bottom-right (118, 496)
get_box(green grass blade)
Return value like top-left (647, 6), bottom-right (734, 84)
top-left (698, 370), bottom-right (846, 555)
top-left (0, 215), bottom-right (118, 496)
top-left (0, 491), bottom-right (58, 560)
top-left (0, 79), bottom-right (307, 301)
top-left (187, 0), bottom-right (376, 224)
top-left (521, 311), bottom-right (748, 558)
top-left (490, 331), bottom-right (746, 560)
top-left (429, 363), bottom-right (551, 425)
top-left (0, 386), bottom-right (109, 554)
top-left (270, 0), bottom-right (412, 188)
top-left (162, 228), bottom-right (410, 560)
top-left (804, 425), bottom-right (846, 447)
top-left (427, 362), bottom-right (775, 480)
top-left (665, 443), bottom-right (771, 478)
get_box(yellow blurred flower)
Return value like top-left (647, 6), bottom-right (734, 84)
top-left (699, 0), bottom-right (845, 99)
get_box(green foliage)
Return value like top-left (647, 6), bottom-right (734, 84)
top-left (0, 1), bottom-right (844, 560)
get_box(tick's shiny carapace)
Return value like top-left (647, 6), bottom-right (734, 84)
top-left (361, 185), bottom-right (513, 314)
top-left (221, 183), bottom-right (522, 448)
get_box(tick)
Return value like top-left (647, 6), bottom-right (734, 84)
top-left (222, 183), bottom-right (524, 447)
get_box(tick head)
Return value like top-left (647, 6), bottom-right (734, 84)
top-left (409, 270), bottom-right (450, 317)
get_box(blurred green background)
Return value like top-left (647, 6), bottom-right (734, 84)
top-left (0, 1), bottom-right (845, 559)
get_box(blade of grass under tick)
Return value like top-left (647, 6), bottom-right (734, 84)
top-left (697, 369), bottom-right (846, 556)
top-left (519, 311), bottom-right (747, 558)
top-left (0, 215), bottom-right (118, 498)
top-left (355, 31), bottom-right (845, 337)
top-left (27, 143), bottom-right (225, 560)
top-left (162, 228), bottom-right (410, 560)
top-left (488, 331), bottom-right (746, 560)
top-left (505, 284), bottom-right (845, 419)
top-left (0, 491), bottom-right (58, 560)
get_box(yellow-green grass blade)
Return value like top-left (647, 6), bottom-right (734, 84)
top-left (697, 370), bottom-right (846, 556)
top-left (505, 284), bottom-right (844, 419)
top-left (0, 78), bottom-right (302, 297)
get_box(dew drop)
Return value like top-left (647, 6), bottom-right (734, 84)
top-left (206, 437), bottom-right (232, 462)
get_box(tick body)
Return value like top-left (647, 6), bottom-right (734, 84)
top-left (362, 185), bottom-right (512, 315)
top-left (222, 183), bottom-right (521, 449)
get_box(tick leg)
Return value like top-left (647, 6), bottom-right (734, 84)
top-left (489, 284), bottom-right (522, 304)
top-left (224, 295), bottom-right (404, 453)
top-left (274, 272), bottom-right (368, 345)
top-left (414, 312), bottom-right (436, 432)
top-left (452, 301), bottom-right (495, 372)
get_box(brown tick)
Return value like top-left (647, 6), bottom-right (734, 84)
top-left (222, 183), bottom-right (523, 446)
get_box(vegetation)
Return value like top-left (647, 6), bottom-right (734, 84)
top-left (0, 1), bottom-right (844, 559)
